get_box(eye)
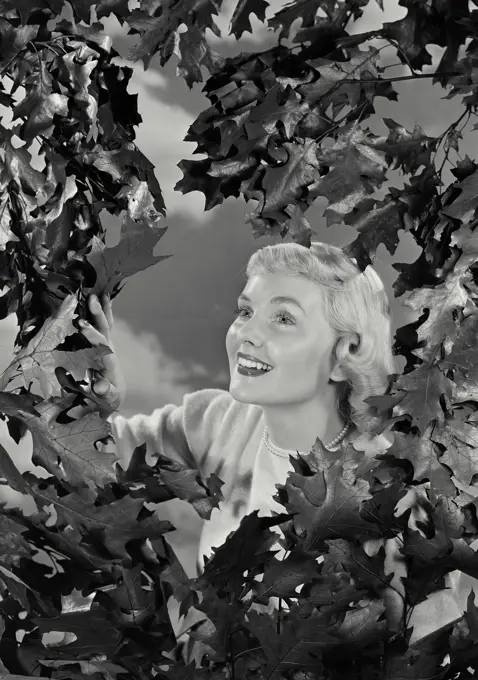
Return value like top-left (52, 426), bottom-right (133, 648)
top-left (275, 311), bottom-right (295, 325)
top-left (234, 306), bottom-right (250, 318)
top-left (233, 306), bottom-right (295, 325)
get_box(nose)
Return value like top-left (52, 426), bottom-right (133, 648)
top-left (236, 314), bottom-right (264, 347)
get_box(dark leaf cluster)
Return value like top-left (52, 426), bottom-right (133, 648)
top-left (1, 0), bottom-right (478, 679)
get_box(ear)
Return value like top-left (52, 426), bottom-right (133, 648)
top-left (329, 333), bottom-right (360, 382)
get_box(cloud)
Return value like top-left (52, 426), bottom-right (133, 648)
top-left (112, 316), bottom-right (210, 416)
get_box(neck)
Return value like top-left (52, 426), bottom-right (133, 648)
top-left (261, 386), bottom-right (348, 452)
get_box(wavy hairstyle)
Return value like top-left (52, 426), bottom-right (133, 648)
top-left (245, 241), bottom-right (396, 436)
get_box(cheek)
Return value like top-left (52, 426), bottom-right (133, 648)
top-left (280, 342), bottom-right (326, 375)
top-left (225, 323), bottom-right (238, 358)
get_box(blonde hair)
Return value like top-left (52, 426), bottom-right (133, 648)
top-left (246, 241), bottom-right (396, 436)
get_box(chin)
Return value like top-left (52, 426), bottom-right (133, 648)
top-left (229, 381), bottom-right (251, 403)
top-left (228, 381), bottom-right (272, 406)
top-left (228, 379), bottom-right (256, 403)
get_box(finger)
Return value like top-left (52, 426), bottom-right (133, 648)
top-left (101, 293), bottom-right (114, 331)
top-left (92, 378), bottom-right (123, 411)
top-left (79, 320), bottom-right (109, 347)
top-left (80, 319), bottom-right (125, 407)
top-left (88, 294), bottom-right (110, 337)
top-left (80, 323), bottom-right (118, 384)
top-left (84, 369), bottom-right (120, 408)
top-left (92, 377), bottom-right (110, 396)
top-left (87, 365), bottom-right (123, 406)
top-left (81, 327), bottom-right (124, 398)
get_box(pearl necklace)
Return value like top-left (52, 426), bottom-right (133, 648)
top-left (262, 421), bottom-right (350, 459)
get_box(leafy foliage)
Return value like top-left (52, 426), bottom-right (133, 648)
top-left (2, 0), bottom-right (478, 679)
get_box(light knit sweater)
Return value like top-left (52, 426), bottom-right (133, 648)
top-left (110, 388), bottom-right (474, 646)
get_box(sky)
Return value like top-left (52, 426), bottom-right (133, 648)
top-left (0, 0), bottom-right (475, 573)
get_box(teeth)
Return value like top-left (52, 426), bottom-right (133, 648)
top-left (238, 358), bottom-right (272, 372)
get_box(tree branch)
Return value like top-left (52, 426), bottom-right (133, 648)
top-left (340, 71), bottom-right (461, 84)
top-left (433, 109), bottom-right (472, 192)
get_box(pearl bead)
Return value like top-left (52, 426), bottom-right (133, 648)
top-left (262, 421), bottom-right (350, 459)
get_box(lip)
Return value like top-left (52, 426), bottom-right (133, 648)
top-left (236, 364), bottom-right (271, 377)
top-left (237, 352), bottom-right (273, 368)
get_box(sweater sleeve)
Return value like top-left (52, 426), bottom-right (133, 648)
top-left (109, 388), bottom-right (234, 474)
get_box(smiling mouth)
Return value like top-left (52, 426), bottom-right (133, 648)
top-left (236, 363), bottom-right (273, 377)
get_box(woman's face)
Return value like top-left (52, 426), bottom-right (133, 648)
top-left (226, 272), bottom-right (341, 406)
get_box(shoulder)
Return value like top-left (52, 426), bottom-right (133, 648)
top-left (183, 388), bottom-right (239, 421)
top-left (109, 389), bottom-right (238, 450)
top-left (182, 389), bottom-right (263, 472)
top-left (182, 388), bottom-right (262, 431)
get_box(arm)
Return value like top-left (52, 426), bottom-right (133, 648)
top-left (109, 388), bottom-right (233, 473)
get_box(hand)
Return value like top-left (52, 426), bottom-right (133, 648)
top-left (78, 293), bottom-right (126, 414)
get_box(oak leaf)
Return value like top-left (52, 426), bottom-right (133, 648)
top-left (379, 431), bottom-right (455, 497)
top-left (433, 419), bottom-right (478, 488)
top-left (0, 293), bottom-right (78, 396)
top-left (12, 62), bottom-right (68, 142)
top-left (38, 485), bottom-right (173, 560)
top-left (119, 444), bottom-right (225, 520)
top-left (390, 363), bottom-right (455, 435)
top-left (275, 441), bottom-right (384, 552)
top-left (86, 216), bottom-right (169, 296)
top-left (127, 0), bottom-right (223, 86)
top-left (14, 396), bottom-right (117, 488)
top-left (229, 0), bottom-right (270, 38)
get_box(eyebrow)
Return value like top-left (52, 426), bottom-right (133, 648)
top-left (238, 293), bottom-right (305, 313)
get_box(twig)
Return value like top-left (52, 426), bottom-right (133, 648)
top-left (37, 43), bottom-right (63, 58)
top-left (310, 99), bottom-right (368, 149)
top-left (338, 70), bottom-right (461, 84)
top-left (231, 646), bottom-right (262, 664)
top-left (433, 109), bottom-right (472, 191)
top-left (36, 38), bottom-right (68, 55)
top-left (382, 62), bottom-right (409, 71)
top-left (385, 36), bottom-right (417, 77)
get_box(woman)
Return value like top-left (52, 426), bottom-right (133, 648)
top-left (79, 241), bottom-right (465, 650)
